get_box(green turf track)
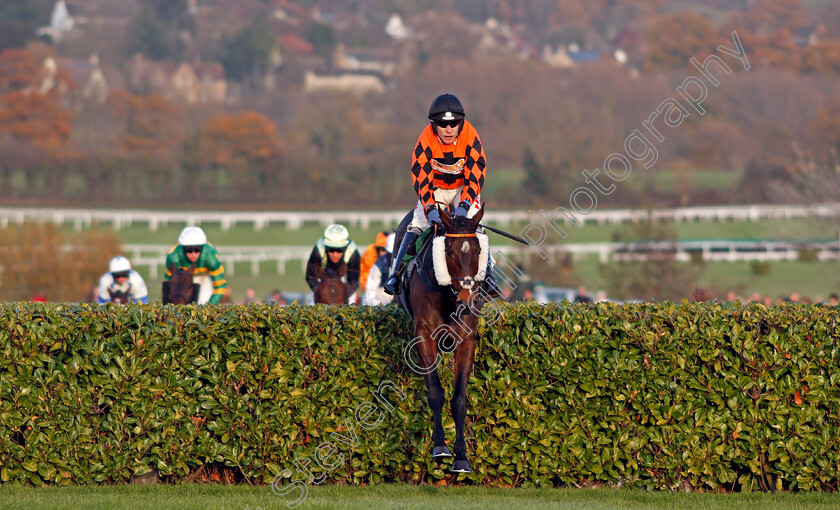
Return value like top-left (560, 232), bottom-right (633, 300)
top-left (2, 484), bottom-right (840, 510)
top-left (56, 216), bottom-right (840, 300)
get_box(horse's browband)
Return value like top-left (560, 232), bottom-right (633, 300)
top-left (445, 233), bottom-right (477, 238)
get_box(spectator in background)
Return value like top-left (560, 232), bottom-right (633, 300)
top-left (31, 291), bottom-right (47, 302)
top-left (726, 290), bottom-right (737, 302)
top-left (575, 286), bottom-right (592, 303)
top-left (522, 288), bottom-right (535, 301)
top-left (269, 290), bottom-right (287, 306)
top-left (789, 292), bottom-right (801, 303)
top-left (239, 287), bottom-right (258, 304)
top-left (595, 290), bottom-right (607, 302)
top-left (499, 286), bottom-right (513, 302)
top-left (828, 293), bottom-right (839, 306)
top-left (359, 231), bottom-right (389, 296)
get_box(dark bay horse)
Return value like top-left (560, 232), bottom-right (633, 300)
top-left (162, 263), bottom-right (198, 304)
top-left (313, 264), bottom-right (350, 304)
top-left (108, 289), bottom-right (130, 304)
top-left (395, 205), bottom-right (489, 473)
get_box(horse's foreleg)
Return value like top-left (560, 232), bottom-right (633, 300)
top-left (450, 336), bottom-right (476, 473)
top-left (415, 325), bottom-right (451, 458)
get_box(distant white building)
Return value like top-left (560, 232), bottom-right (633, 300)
top-left (304, 71), bottom-right (385, 95)
top-left (36, 0), bottom-right (74, 42)
top-left (385, 14), bottom-right (410, 40)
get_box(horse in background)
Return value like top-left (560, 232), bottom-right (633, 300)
top-left (108, 289), bottom-right (130, 304)
top-left (162, 263), bottom-right (198, 304)
top-left (313, 264), bottom-right (350, 304)
top-left (394, 204), bottom-right (490, 473)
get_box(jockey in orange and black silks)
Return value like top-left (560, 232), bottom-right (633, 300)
top-left (385, 93), bottom-right (497, 296)
top-left (411, 106), bottom-right (486, 222)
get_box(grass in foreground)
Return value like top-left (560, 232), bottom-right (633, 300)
top-left (1, 484), bottom-right (840, 510)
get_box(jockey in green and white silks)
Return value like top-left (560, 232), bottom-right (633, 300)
top-left (164, 226), bottom-right (227, 304)
top-left (97, 255), bottom-right (149, 304)
top-left (305, 224), bottom-right (361, 303)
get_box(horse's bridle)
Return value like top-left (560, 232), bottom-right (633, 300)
top-left (444, 231), bottom-right (479, 290)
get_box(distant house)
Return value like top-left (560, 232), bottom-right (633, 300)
top-left (303, 71), bottom-right (385, 94)
top-left (542, 45), bottom-right (574, 68)
top-left (542, 44), bottom-right (603, 68)
top-left (57, 54), bottom-right (111, 106)
top-left (37, 0), bottom-right (74, 42)
top-left (129, 55), bottom-right (227, 104)
top-left (39, 53), bottom-right (116, 109)
top-left (171, 62), bottom-right (227, 104)
top-left (385, 14), bottom-right (410, 40)
top-left (333, 45), bottom-right (397, 76)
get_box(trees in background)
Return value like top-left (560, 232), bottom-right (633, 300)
top-left (198, 111), bottom-right (285, 200)
top-left (0, 49), bottom-right (73, 147)
top-left (645, 13), bottom-right (718, 70)
top-left (0, 2), bottom-right (840, 208)
top-left (221, 23), bottom-right (276, 86)
top-left (0, 223), bottom-right (121, 301)
top-left (0, 0), bottom-right (52, 52)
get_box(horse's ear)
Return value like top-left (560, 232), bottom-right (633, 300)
top-left (162, 281), bottom-right (171, 304)
top-left (188, 263), bottom-right (195, 275)
top-left (470, 202), bottom-right (485, 229)
top-left (440, 206), bottom-right (453, 230)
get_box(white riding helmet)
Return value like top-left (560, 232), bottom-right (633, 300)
top-left (109, 255), bottom-right (132, 273)
top-left (385, 233), bottom-right (395, 254)
top-left (323, 224), bottom-right (350, 249)
top-left (179, 226), bottom-right (207, 246)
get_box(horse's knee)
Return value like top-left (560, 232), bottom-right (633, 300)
top-left (427, 386), bottom-right (445, 409)
top-left (450, 393), bottom-right (466, 416)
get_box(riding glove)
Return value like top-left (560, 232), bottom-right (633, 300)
top-left (427, 208), bottom-right (443, 228)
top-left (454, 201), bottom-right (470, 218)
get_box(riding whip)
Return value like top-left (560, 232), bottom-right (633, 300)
top-left (479, 224), bottom-right (530, 245)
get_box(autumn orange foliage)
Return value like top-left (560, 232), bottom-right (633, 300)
top-left (0, 49), bottom-right (73, 146)
top-left (0, 223), bottom-right (122, 301)
top-left (201, 111), bottom-right (284, 167)
top-left (107, 89), bottom-right (177, 152)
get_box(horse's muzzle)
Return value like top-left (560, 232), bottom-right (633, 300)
top-left (455, 287), bottom-right (474, 308)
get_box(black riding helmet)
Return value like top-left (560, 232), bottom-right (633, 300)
top-left (428, 93), bottom-right (465, 132)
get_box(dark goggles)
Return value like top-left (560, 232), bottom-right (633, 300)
top-left (433, 118), bottom-right (462, 129)
top-left (326, 247), bottom-right (345, 254)
top-left (184, 246), bottom-right (203, 254)
top-left (112, 272), bottom-right (129, 279)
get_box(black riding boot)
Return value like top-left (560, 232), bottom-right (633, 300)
top-left (384, 231), bottom-right (419, 295)
top-left (484, 257), bottom-right (503, 299)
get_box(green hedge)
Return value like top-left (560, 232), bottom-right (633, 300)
top-left (1, 301), bottom-right (840, 491)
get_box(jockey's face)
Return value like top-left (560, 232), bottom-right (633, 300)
top-left (327, 247), bottom-right (344, 264)
top-left (434, 120), bottom-right (460, 145)
top-left (184, 245), bottom-right (202, 263)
